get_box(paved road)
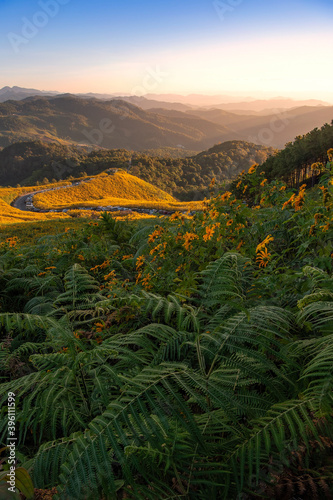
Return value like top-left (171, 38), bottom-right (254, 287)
top-left (11, 180), bottom-right (187, 216)
top-left (12, 191), bottom-right (43, 211)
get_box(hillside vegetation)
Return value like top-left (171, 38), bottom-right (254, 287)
top-left (32, 170), bottom-right (202, 211)
top-left (258, 121), bottom-right (333, 184)
top-left (0, 140), bottom-right (274, 200)
top-left (0, 149), bottom-right (332, 499)
top-left (0, 198), bottom-right (68, 224)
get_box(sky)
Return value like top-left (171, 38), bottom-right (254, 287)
top-left (0, 0), bottom-right (333, 101)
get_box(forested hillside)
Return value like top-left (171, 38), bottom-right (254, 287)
top-left (0, 140), bottom-right (274, 200)
top-left (258, 121), bottom-right (333, 184)
top-left (0, 147), bottom-right (332, 499)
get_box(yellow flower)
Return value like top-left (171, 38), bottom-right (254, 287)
top-left (327, 148), bottom-right (333, 162)
top-left (203, 226), bottom-right (215, 242)
top-left (183, 232), bottom-right (199, 251)
top-left (122, 254), bottom-right (134, 260)
top-left (282, 193), bottom-right (295, 210)
top-left (236, 180), bottom-right (242, 189)
top-left (141, 273), bottom-right (152, 290)
top-left (220, 191), bottom-right (232, 202)
top-left (226, 219), bottom-right (233, 226)
top-left (148, 227), bottom-right (163, 243)
top-left (243, 185), bottom-right (248, 193)
top-left (309, 224), bottom-right (316, 236)
top-left (280, 186), bottom-right (286, 192)
top-left (293, 184), bottom-right (306, 211)
top-left (236, 240), bottom-right (244, 251)
top-left (321, 223), bottom-right (330, 233)
top-left (77, 254), bottom-right (85, 261)
top-left (260, 179), bottom-right (267, 187)
top-left (209, 210), bottom-right (219, 219)
top-left (314, 213), bottom-right (322, 224)
top-left (248, 164), bottom-right (257, 174)
top-left (136, 256), bottom-right (145, 269)
top-left (150, 244), bottom-right (161, 255)
top-left (256, 247), bottom-right (271, 268)
top-left (104, 270), bottom-right (116, 282)
top-left (256, 235), bottom-right (274, 253)
top-left (169, 212), bottom-right (182, 222)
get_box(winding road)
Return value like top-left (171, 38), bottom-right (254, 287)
top-left (11, 181), bottom-right (177, 216)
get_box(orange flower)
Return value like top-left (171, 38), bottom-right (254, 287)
top-left (260, 179), bottom-right (267, 187)
top-left (248, 164), bottom-right (257, 174)
top-left (321, 223), bottom-right (330, 233)
top-left (122, 254), bottom-right (134, 260)
top-left (282, 193), bottom-right (295, 210)
top-left (236, 240), bottom-right (244, 251)
top-left (327, 148), bottom-right (333, 162)
top-left (136, 255), bottom-right (145, 269)
top-left (148, 227), bottom-right (163, 243)
top-left (77, 254), bottom-right (85, 261)
top-left (141, 273), bottom-right (152, 290)
top-left (256, 247), bottom-right (271, 268)
top-left (209, 210), bottom-right (219, 219)
top-left (226, 219), bottom-right (233, 226)
top-left (183, 232), bottom-right (199, 251)
top-left (203, 226), bottom-right (215, 242)
top-left (256, 235), bottom-right (274, 253)
top-left (104, 270), bottom-right (117, 282)
top-left (220, 191), bottom-right (232, 202)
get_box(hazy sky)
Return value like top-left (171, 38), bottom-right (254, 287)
top-left (1, 0), bottom-right (333, 101)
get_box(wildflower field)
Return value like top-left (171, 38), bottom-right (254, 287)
top-left (0, 198), bottom-right (70, 225)
top-left (33, 170), bottom-right (203, 212)
top-left (0, 150), bottom-right (332, 499)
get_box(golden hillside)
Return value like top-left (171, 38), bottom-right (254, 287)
top-left (33, 170), bottom-right (198, 210)
top-left (0, 198), bottom-right (69, 225)
top-left (0, 181), bottom-right (70, 205)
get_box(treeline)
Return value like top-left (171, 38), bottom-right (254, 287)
top-left (258, 121), bottom-right (333, 186)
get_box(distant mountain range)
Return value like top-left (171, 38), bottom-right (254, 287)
top-left (0, 86), bottom-right (331, 112)
top-left (0, 88), bottom-right (332, 150)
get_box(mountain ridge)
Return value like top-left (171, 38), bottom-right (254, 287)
top-left (0, 93), bottom-right (332, 150)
